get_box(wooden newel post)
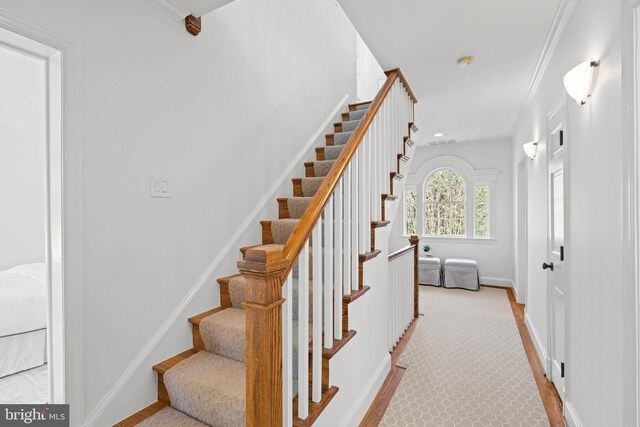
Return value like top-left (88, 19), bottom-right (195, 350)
top-left (409, 234), bottom-right (419, 319)
top-left (238, 247), bottom-right (289, 427)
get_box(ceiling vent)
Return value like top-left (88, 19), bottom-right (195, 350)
top-left (427, 139), bottom-right (457, 146)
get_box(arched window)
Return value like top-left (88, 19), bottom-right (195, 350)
top-left (424, 168), bottom-right (466, 236)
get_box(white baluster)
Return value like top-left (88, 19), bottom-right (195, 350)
top-left (298, 241), bottom-right (310, 419)
top-left (283, 271), bottom-right (293, 427)
top-left (312, 221), bottom-right (322, 403)
top-left (343, 164), bottom-right (351, 295)
top-left (334, 180), bottom-right (343, 340)
top-left (324, 195), bottom-right (334, 349)
top-left (358, 141), bottom-right (366, 254)
top-left (351, 147), bottom-right (359, 292)
top-left (372, 117), bottom-right (380, 221)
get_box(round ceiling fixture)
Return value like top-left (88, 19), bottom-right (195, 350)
top-left (434, 132), bottom-right (445, 137)
top-left (457, 56), bottom-right (474, 68)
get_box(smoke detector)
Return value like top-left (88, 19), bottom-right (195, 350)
top-left (457, 56), bottom-right (474, 68)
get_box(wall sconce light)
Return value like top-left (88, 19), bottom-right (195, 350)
top-left (563, 60), bottom-right (600, 105)
top-left (523, 141), bottom-right (538, 160)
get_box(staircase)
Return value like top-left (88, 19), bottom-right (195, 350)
top-left (117, 69), bottom-right (417, 427)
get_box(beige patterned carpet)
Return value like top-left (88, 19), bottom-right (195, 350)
top-left (380, 286), bottom-right (549, 427)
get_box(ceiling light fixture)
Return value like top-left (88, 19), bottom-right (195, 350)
top-left (457, 56), bottom-right (474, 68)
top-left (523, 141), bottom-right (539, 160)
top-left (434, 132), bottom-right (445, 137)
top-left (563, 60), bottom-right (600, 105)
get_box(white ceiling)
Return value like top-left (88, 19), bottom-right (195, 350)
top-left (339, 0), bottom-right (560, 144)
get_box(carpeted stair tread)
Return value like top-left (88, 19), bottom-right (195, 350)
top-left (286, 197), bottom-right (313, 218)
top-left (136, 407), bottom-right (208, 427)
top-left (300, 177), bottom-right (325, 197)
top-left (352, 102), bottom-right (371, 111)
top-left (333, 131), bottom-right (353, 146)
top-left (164, 351), bottom-right (245, 427)
top-left (323, 145), bottom-right (344, 160)
top-left (199, 308), bottom-right (245, 363)
top-left (311, 160), bottom-right (336, 177)
top-left (348, 109), bottom-right (367, 121)
top-left (340, 119), bottom-right (361, 132)
top-left (271, 218), bottom-right (300, 244)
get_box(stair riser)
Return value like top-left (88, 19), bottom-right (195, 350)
top-left (315, 147), bottom-right (325, 161)
top-left (325, 134), bottom-right (334, 146)
top-left (278, 199), bottom-right (290, 219)
top-left (293, 179), bottom-right (303, 197)
top-left (157, 374), bottom-right (170, 405)
top-left (261, 221), bottom-right (274, 244)
top-left (304, 163), bottom-right (314, 177)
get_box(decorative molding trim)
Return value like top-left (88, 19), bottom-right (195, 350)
top-left (510, 0), bottom-right (579, 137)
top-left (145, 0), bottom-right (189, 21)
top-left (620, 3), bottom-right (640, 425)
top-left (0, 7), bottom-right (85, 426)
top-left (83, 94), bottom-right (351, 427)
top-left (525, 312), bottom-right (550, 375)
top-left (408, 155), bottom-right (500, 185)
top-left (480, 277), bottom-right (514, 288)
top-left (547, 91), bottom-right (566, 120)
top-left (339, 353), bottom-right (391, 427)
top-left (565, 401), bottom-right (584, 427)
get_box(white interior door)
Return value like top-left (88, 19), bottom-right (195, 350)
top-left (546, 104), bottom-right (567, 400)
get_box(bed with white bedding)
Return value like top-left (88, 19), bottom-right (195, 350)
top-left (0, 263), bottom-right (47, 378)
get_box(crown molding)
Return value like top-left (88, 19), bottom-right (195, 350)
top-left (510, 0), bottom-right (579, 137)
top-left (145, 0), bottom-right (189, 21)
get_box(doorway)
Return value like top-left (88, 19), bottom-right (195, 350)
top-left (546, 97), bottom-right (567, 401)
top-left (0, 25), bottom-right (63, 405)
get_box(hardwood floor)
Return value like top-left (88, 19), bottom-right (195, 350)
top-left (360, 285), bottom-right (565, 426)
top-left (359, 317), bottom-right (418, 426)
top-left (504, 286), bottom-right (565, 427)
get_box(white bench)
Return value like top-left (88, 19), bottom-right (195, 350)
top-left (443, 258), bottom-right (480, 291)
top-left (418, 256), bottom-right (442, 286)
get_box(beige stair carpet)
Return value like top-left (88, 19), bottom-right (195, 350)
top-left (381, 286), bottom-right (549, 427)
top-left (136, 407), bottom-right (208, 427)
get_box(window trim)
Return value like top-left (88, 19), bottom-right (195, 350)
top-left (405, 155), bottom-right (499, 240)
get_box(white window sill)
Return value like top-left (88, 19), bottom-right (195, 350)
top-left (402, 235), bottom-right (496, 244)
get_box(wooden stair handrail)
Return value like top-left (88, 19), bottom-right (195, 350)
top-left (281, 69), bottom-right (417, 270)
top-left (389, 244), bottom-right (416, 261)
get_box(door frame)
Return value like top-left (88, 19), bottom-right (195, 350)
top-left (545, 92), bottom-right (569, 401)
top-left (516, 158), bottom-right (528, 305)
top-left (621, 1), bottom-right (640, 425)
top-left (0, 9), bottom-right (84, 424)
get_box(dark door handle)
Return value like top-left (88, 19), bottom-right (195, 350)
top-left (542, 262), bottom-right (554, 271)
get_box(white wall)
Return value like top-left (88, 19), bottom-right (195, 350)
top-left (512, 0), bottom-right (628, 424)
top-left (356, 32), bottom-right (386, 102)
top-left (390, 138), bottom-right (515, 287)
top-left (0, 46), bottom-right (45, 271)
top-left (0, 0), bottom-right (358, 424)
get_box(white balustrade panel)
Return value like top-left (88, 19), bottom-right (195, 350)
top-left (283, 77), bottom-right (414, 423)
top-left (388, 250), bottom-right (415, 350)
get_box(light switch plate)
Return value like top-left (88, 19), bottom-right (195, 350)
top-left (150, 176), bottom-right (171, 198)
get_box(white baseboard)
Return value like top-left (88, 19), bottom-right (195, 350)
top-left (480, 276), bottom-right (514, 289)
top-left (565, 401), bottom-right (584, 427)
top-left (524, 312), bottom-right (549, 375)
top-left (83, 94), bottom-right (351, 427)
top-left (340, 353), bottom-right (391, 427)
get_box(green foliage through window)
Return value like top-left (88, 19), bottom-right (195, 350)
top-left (424, 169), bottom-right (465, 236)
top-left (404, 187), bottom-right (417, 235)
top-left (474, 185), bottom-right (489, 238)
